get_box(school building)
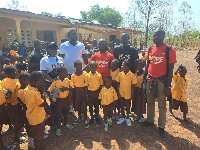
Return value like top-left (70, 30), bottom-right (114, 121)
top-left (0, 8), bottom-right (143, 47)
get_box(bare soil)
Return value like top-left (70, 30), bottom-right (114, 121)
top-left (2, 50), bottom-right (200, 150)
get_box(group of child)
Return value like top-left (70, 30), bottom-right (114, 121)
top-left (0, 43), bottom-right (191, 150)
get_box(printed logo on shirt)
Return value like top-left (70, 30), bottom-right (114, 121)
top-left (149, 55), bottom-right (164, 64)
top-left (97, 60), bottom-right (108, 67)
top-left (119, 54), bottom-right (131, 61)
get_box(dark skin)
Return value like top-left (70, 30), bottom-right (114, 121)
top-left (111, 60), bottom-right (119, 72)
top-left (121, 33), bottom-right (137, 73)
top-left (60, 31), bottom-right (88, 65)
top-left (142, 29), bottom-right (174, 97)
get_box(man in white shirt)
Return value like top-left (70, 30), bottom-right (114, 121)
top-left (59, 30), bottom-right (88, 75)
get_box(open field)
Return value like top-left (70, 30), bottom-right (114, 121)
top-left (2, 50), bottom-right (200, 150)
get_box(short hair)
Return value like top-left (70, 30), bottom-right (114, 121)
top-left (142, 52), bottom-right (145, 56)
top-left (3, 65), bottom-right (17, 76)
top-left (29, 71), bottom-right (44, 84)
top-left (74, 60), bottom-right (82, 66)
top-left (122, 60), bottom-right (130, 68)
top-left (105, 76), bottom-right (112, 81)
top-left (48, 42), bottom-right (58, 50)
top-left (34, 39), bottom-right (40, 46)
top-left (68, 30), bottom-right (77, 37)
top-left (111, 59), bottom-right (119, 64)
top-left (99, 38), bottom-right (107, 44)
top-left (4, 58), bottom-right (10, 63)
top-left (137, 59), bottom-right (144, 67)
top-left (89, 61), bottom-right (97, 66)
top-left (57, 66), bottom-right (67, 73)
top-left (61, 38), bottom-right (68, 43)
top-left (179, 66), bottom-right (187, 72)
top-left (16, 63), bottom-right (26, 71)
top-left (18, 72), bottom-right (30, 81)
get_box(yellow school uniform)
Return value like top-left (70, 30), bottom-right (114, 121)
top-left (1, 78), bottom-right (20, 105)
top-left (24, 85), bottom-right (45, 125)
top-left (48, 78), bottom-right (74, 99)
top-left (85, 71), bottom-right (103, 91)
top-left (0, 81), bottom-right (6, 105)
top-left (98, 86), bottom-right (118, 106)
top-left (141, 56), bottom-right (146, 61)
top-left (115, 71), bottom-right (137, 99)
top-left (10, 50), bottom-right (18, 58)
top-left (135, 74), bottom-right (143, 88)
top-left (110, 69), bottom-right (120, 80)
top-left (171, 73), bottom-right (188, 102)
top-left (71, 71), bottom-right (87, 87)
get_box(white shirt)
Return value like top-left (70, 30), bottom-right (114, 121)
top-left (40, 56), bottom-right (64, 73)
top-left (59, 41), bottom-right (85, 74)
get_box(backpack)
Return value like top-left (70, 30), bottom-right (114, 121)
top-left (148, 45), bottom-right (172, 64)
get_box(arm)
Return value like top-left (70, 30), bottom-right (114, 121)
top-left (40, 101), bottom-right (53, 115)
top-left (142, 60), bottom-right (150, 83)
top-left (131, 84), bottom-right (135, 100)
top-left (41, 70), bottom-right (53, 82)
top-left (165, 63), bottom-right (175, 97)
top-left (59, 54), bottom-right (65, 58)
top-left (82, 54), bottom-right (88, 65)
top-left (132, 59), bottom-right (137, 73)
top-left (117, 82), bottom-right (120, 98)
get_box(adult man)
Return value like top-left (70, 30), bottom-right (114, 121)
top-left (59, 30), bottom-right (88, 75)
top-left (141, 29), bottom-right (177, 138)
top-left (113, 33), bottom-right (139, 73)
top-left (29, 40), bottom-right (43, 73)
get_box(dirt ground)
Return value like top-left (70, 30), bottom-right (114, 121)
top-left (2, 50), bottom-right (200, 150)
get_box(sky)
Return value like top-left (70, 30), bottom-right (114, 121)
top-left (0, 0), bottom-right (200, 30)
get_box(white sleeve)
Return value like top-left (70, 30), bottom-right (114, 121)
top-left (40, 58), bottom-right (47, 71)
top-left (82, 44), bottom-right (86, 54)
top-left (59, 43), bottom-right (65, 55)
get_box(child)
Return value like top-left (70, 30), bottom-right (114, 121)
top-left (17, 72), bottom-right (35, 148)
top-left (85, 61), bottom-right (103, 125)
top-left (1, 66), bottom-right (24, 144)
top-left (24, 71), bottom-right (52, 150)
top-left (0, 80), bottom-right (16, 150)
top-left (110, 59), bottom-right (120, 120)
top-left (115, 60), bottom-right (137, 126)
top-left (141, 52), bottom-right (146, 67)
top-left (3, 58), bottom-right (11, 69)
top-left (71, 60), bottom-right (89, 128)
top-left (98, 76), bottom-right (118, 131)
top-left (171, 64), bottom-right (188, 121)
top-left (16, 63), bottom-right (27, 76)
top-left (132, 60), bottom-right (146, 122)
top-left (48, 66), bottom-right (74, 136)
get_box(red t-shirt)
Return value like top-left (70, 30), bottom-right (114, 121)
top-left (90, 51), bottom-right (115, 81)
top-left (146, 43), bottom-right (177, 78)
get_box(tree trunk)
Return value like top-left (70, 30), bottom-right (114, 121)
top-left (145, 6), bottom-right (151, 48)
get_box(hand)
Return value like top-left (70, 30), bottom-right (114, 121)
top-left (165, 87), bottom-right (171, 97)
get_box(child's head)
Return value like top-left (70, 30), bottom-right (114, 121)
top-left (121, 60), bottom-right (130, 72)
top-left (142, 52), bottom-right (145, 57)
top-left (29, 71), bottom-right (45, 91)
top-left (89, 61), bottom-right (97, 73)
top-left (74, 60), bottom-right (82, 73)
top-left (3, 65), bottom-right (17, 79)
top-left (18, 56), bottom-right (24, 63)
top-left (0, 71), bottom-right (7, 80)
top-left (105, 76), bottom-right (112, 88)
top-left (16, 63), bottom-right (26, 74)
top-left (178, 66), bottom-right (187, 77)
top-left (98, 38), bottom-right (107, 52)
top-left (137, 59), bottom-right (144, 72)
top-left (87, 53), bottom-right (92, 59)
top-left (4, 58), bottom-right (10, 65)
top-left (57, 66), bottom-right (68, 79)
top-left (18, 72), bottom-right (30, 87)
top-left (111, 59), bottom-right (119, 71)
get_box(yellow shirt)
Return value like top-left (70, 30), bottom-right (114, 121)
top-left (0, 81), bottom-right (6, 105)
top-left (110, 69), bottom-right (120, 80)
top-left (48, 78), bottom-right (74, 99)
top-left (10, 50), bottom-right (18, 58)
top-left (171, 73), bottom-right (188, 102)
top-left (17, 89), bottom-right (26, 104)
top-left (1, 78), bottom-right (20, 105)
top-left (115, 71), bottom-right (137, 99)
top-left (98, 86), bottom-right (118, 106)
top-left (71, 71), bottom-right (87, 87)
top-left (85, 71), bottom-right (103, 91)
top-left (24, 85), bottom-right (45, 125)
top-left (141, 56), bottom-right (146, 61)
top-left (135, 74), bottom-right (143, 88)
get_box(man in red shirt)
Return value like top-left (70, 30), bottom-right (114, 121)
top-left (90, 38), bottom-right (115, 81)
top-left (141, 29), bottom-right (177, 138)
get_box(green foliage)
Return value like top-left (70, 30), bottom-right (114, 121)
top-left (80, 4), bottom-right (123, 27)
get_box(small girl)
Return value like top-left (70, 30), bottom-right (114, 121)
top-left (171, 64), bottom-right (188, 121)
top-left (132, 60), bottom-right (146, 123)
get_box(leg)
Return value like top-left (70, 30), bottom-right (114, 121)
top-left (120, 98), bottom-right (125, 118)
top-left (0, 125), bottom-right (3, 150)
top-left (157, 81), bottom-right (167, 129)
top-left (55, 99), bottom-right (63, 129)
top-left (146, 81), bottom-right (156, 124)
top-left (89, 106), bottom-right (94, 119)
top-left (63, 99), bottom-right (70, 126)
top-left (103, 106), bottom-right (108, 124)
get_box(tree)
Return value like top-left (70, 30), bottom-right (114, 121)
top-left (80, 4), bottom-right (123, 27)
top-left (5, 0), bottom-right (27, 10)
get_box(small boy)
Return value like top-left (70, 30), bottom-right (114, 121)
top-left (115, 60), bottom-right (137, 126)
top-left (110, 59), bottom-right (120, 120)
top-left (85, 61), bottom-right (103, 125)
top-left (141, 52), bottom-right (146, 67)
top-left (48, 66), bottom-right (74, 136)
top-left (0, 80), bottom-right (16, 150)
top-left (24, 71), bottom-right (52, 150)
top-left (171, 64), bottom-right (188, 121)
top-left (71, 60), bottom-right (89, 128)
top-left (17, 72), bottom-right (35, 148)
top-left (98, 76), bottom-right (118, 131)
top-left (3, 58), bottom-right (11, 69)
top-left (1, 66), bottom-right (24, 144)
